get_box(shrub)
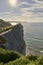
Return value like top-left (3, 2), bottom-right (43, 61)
top-left (27, 61), bottom-right (36, 65)
top-left (0, 63), bottom-right (4, 65)
top-left (5, 56), bottom-right (29, 65)
top-left (0, 48), bottom-right (21, 63)
top-left (1, 45), bottom-right (6, 49)
top-left (27, 55), bottom-right (38, 61)
top-left (0, 36), bottom-right (6, 43)
top-left (38, 56), bottom-right (43, 65)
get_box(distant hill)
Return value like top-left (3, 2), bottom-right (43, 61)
top-left (0, 19), bottom-right (11, 27)
top-left (0, 19), bottom-right (12, 33)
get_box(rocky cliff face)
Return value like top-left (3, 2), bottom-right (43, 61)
top-left (2, 23), bottom-right (26, 55)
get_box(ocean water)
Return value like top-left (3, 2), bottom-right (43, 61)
top-left (22, 23), bottom-right (43, 56)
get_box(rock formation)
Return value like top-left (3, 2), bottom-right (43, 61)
top-left (2, 23), bottom-right (26, 55)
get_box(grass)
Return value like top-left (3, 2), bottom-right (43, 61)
top-left (0, 48), bottom-right (21, 63)
top-left (0, 48), bottom-right (43, 65)
top-left (0, 26), bottom-right (13, 33)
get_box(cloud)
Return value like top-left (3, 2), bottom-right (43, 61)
top-left (0, 12), bottom-right (11, 15)
top-left (33, 4), bottom-right (43, 9)
top-left (20, 2), bottom-right (33, 5)
top-left (0, 0), bottom-right (43, 22)
top-left (1, 6), bottom-right (43, 22)
top-left (33, 0), bottom-right (43, 3)
top-left (20, 2), bottom-right (29, 5)
top-left (18, 7), bottom-right (43, 22)
top-left (13, 15), bottom-right (43, 22)
top-left (19, 1), bottom-right (34, 8)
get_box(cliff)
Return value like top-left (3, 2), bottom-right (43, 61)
top-left (2, 23), bottom-right (26, 55)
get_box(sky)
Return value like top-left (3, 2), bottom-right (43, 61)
top-left (0, 0), bottom-right (43, 22)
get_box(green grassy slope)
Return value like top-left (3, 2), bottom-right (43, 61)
top-left (0, 48), bottom-right (43, 65)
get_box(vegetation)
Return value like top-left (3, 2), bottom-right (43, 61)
top-left (27, 55), bottom-right (38, 61)
top-left (0, 36), bottom-right (6, 43)
top-left (0, 19), bottom-right (43, 65)
top-left (0, 48), bottom-right (43, 65)
top-left (0, 19), bottom-right (13, 33)
top-left (0, 48), bottom-right (21, 63)
top-left (0, 26), bottom-right (13, 33)
top-left (0, 36), bottom-right (6, 49)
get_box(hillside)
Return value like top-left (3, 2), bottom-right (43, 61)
top-left (0, 19), bottom-right (11, 27)
top-left (0, 48), bottom-right (43, 65)
top-left (0, 19), bottom-right (12, 33)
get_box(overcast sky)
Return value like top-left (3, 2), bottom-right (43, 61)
top-left (0, 0), bottom-right (43, 22)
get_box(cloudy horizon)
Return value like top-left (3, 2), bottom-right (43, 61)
top-left (0, 0), bottom-right (43, 22)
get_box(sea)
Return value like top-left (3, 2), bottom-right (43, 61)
top-left (22, 22), bottom-right (43, 56)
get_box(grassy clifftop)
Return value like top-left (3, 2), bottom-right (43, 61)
top-left (0, 48), bottom-right (43, 65)
top-left (0, 19), bottom-right (13, 33)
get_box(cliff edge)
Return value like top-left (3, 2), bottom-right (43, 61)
top-left (2, 23), bottom-right (26, 55)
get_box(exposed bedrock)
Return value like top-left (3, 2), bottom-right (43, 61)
top-left (2, 23), bottom-right (26, 55)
